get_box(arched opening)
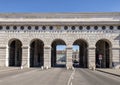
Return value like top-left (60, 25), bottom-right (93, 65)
top-left (9, 39), bottom-right (22, 67)
top-left (30, 39), bottom-right (44, 67)
top-left (96, 39), bottom-right (112, 68)
top-left (51, 39), bottom-right (66, 67)
top-left (73, 39), bottom-right (88, 68)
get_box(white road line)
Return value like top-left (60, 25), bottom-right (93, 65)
top-left (67, 68), bottom-right (75, 85)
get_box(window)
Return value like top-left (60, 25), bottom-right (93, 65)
top-left (109, 26), bottom-right (113, 30)
top-left (35, 26), bottom-right (39, 30)
top-left (79, 26), bottom-right (83, 30)
top-left (6, 26), bottom-right (10, 30)
top-left (0, 26), bottom-right (3, 30)
top-left (20, 26), bottom-right (24, 30)
top-left (102, 26), bottom-right (106, 30)
top-left (28, 26), bottom-right (31, 30)
top-left (86, 26), bottom-right (90, 30)
top-left (42, 26), bottom-right (46, 30)
top-left (13, 26), bottom-right (17, 30)
top-left (71, 26), bottom-right (75, 30)
top-left (94, 26), bottom-right (98, 30)
top-left (49, 26), bottom-right (53, 30)
top-left (64, 26), bottom-right (68, 30)
top-left (118, 26), bottom-right (120, 30)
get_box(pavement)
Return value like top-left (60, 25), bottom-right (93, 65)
top-left (0, 68), bottom-right (72, 85)
top-left (0, 67), bottom-right (120, 85)
top-left (72, 68), bottom-right (120, 85)
top-left (96, 69), bottom-right (120, 77)
top-left (0, 67), bottom-right (20, 72)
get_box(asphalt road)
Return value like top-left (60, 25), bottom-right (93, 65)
top-left (72, 68), bottom-right (120, 85)
top-left (0, 68), bottom-right (120, 85)
top-left (0, 68), bottom-right (72, 85)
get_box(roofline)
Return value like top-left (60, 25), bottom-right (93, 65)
top-left (0, 12), bottom-right (120, 18)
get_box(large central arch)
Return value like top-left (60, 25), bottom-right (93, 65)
top-left (9, 39), bottom-right (22, 67)
top-left (51, 39), bottom-right (66, 67)
top-left (95, 39), bottom-right (112, 68)
top-left (73, 39), bottom-right (88, 68)
top-left (30, 39), bottom-right (44, 67)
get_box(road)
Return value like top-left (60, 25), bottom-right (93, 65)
top-left (72, 69), bottom-right (120, 85)
top-left (0, 68), bottom-right (72, 85)
top-left (0, 68), bottom-right (120, 85)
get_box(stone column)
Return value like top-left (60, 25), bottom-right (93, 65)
top-left (88, 47), bottom-right (95, 69)
top-left (22, 46), bottom-right (29, 68)
top-left (66, 46), bottom-right (73, 69)
top-left (44, 45), bottom-right (51, 68)
top-left (0, 46), bottom-right (6, 67)
top-left (6, 46), bottom-right (9, 67)
top-left (112, 47), bottom-right (120, 68)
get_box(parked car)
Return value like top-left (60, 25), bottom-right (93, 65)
top-left (73, 60), bottom-right (79, 67)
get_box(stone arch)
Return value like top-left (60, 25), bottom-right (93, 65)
top-left (29, 38), bottom-right (44, 46)
top-left (95, 38), bottom-right (112, 47)
top-left (50, 38), bottom-right (67, 46)
top-left (72, 39), bottom-right (88, 68)
top-left (95, 39), bottom-right (112, 68)
top-left (8, 38), bottom-right (23, 46)
top-left (8, 38), bottom-right (22, 67)
top-left (29, 39), bottom-right (44, 67)
top-left (51, 38), bottom-right (66, 67)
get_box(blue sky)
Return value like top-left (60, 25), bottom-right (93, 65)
top-left (57, 45), bottom-right (79, 51)
top-left (0, 0), bottom-right (120, 12)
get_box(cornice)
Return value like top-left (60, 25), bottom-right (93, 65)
top-left (0, 12), bottom-right (120, 18)
top-left (0, 21), bottom-right (119, 26)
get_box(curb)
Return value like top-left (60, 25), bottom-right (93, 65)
top-left (0, 68), bottom-right (20, 72)
top-left (96, 69), bottom-right (120, 77)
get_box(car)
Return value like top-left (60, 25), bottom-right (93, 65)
top-left (73, 60), bottom-right (79, 67)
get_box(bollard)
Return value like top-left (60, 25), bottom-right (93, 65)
top-left (92, 66), bottom-right (95, 71)
top-left (41, 66), bottom-right (44, 70)
top-left (46, 66), bottom-right (49, 69)
top-left (21, 66), bottom-right (23, 69)
top-left (67, 67), bottom-right (69, 70)
top-left (72, 66), bottom-right (74, 70)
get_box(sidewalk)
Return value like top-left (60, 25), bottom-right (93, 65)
top-left (0, 67), bottom-right (20, 72)
top-left (96, 69), bottom-right (120, 77)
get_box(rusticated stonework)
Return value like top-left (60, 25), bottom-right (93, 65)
top-left (0, 13), bottom-right (119, 69)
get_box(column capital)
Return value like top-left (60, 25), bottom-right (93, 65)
top-left (22, 46), bottom-right (29, 49)
top-left (66, 45), bottom-right (72, 49)
top-left (112, 47), bottom-right (120, 50)
top-left (0, 46), bottom-right (6, 49)
top-left (88, 47), bottom-right (96, 50)
top-left (44, 45), bottom-right (51, 49)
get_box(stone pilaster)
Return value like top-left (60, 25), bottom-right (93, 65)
top-left (0, 46), bottom-right (6, 67)
top-left (44, 45), bottom-right (51, 68)
top-left (88, 47), bottom-right (95, 69)
top-left (22, 46), bottom-right (29, 68)
top-left (6, 46), bottom-right (9, 67)
top-left (66, 46), bottom-right (73, 69)
top-left (112, 47), bottom-right (120, 68)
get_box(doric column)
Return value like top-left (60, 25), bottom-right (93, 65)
top-left (66, 45), bottom-right (73, 69)
top-left (44, 45), bottom-right (51, 68)
top-left (22, 46), bottom-right (30, 68)
top-left (88, 47), bottom-right (95, 69)
top-left (0, 46), bottom-right (6, 67)
top-left (6, 46), bottom-right (9, 67)
top-left (112, 47), bottom-right (120, 68)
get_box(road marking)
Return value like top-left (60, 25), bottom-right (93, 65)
top-left (67, 68), bottom-right (75, 85)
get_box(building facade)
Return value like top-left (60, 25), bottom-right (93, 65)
top-left (0, 13), bottom-right (120, 69)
